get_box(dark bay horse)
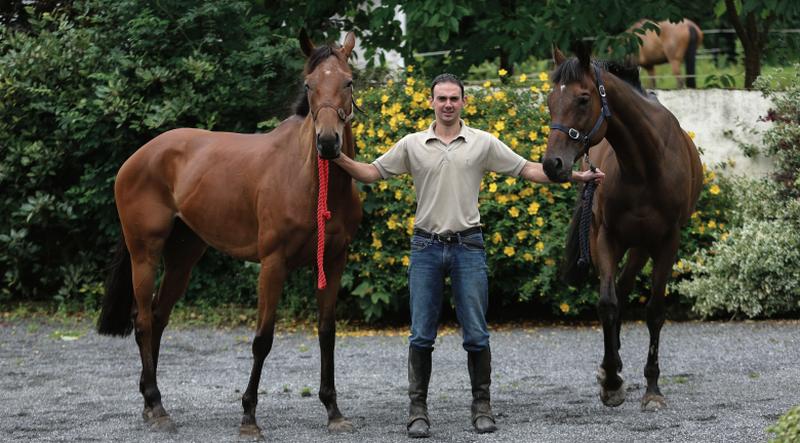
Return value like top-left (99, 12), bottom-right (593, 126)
top-left (97, 31), bottom-right (362, 438)
top-left (631, 19), bottom-right (703, 88)
top-left (542, 47), bottom-right (702, 411)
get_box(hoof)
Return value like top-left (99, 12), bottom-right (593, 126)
top-left (597, 368), bottom-right (626, 407)
top-left (142, 407), bottom-right (177, 433)
top-left (473, 415), bottom-right (497, 434)
top-left (641, 393), bottom-right (667, 412)
top-left (327, 417), bottom-right (354, 433)
top-left (239, 423), bottom-right (264, 441)
top-left (407, 417), bottom-right (430, 438)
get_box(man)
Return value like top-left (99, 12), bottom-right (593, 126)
top-left (333, 73), bottom-right (604, 437)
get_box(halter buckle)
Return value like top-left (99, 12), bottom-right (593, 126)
top-left (598, 84), bottom-right (607, 98)
top-left (568, 128), bottom-right (581, 140)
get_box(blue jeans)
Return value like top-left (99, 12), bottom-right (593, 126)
top-left (408, 230), bottom-right (489, 352)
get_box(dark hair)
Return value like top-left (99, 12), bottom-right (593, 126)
top-left (551, 58), bottom-right (645, 95)
top-left (430, 73), bottom-right (464, 98)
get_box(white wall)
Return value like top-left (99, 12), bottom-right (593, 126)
top-left (655, 89), bottom-right (774, 177)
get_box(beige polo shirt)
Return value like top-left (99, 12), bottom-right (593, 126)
top-left (373, 121), bottom-right (526, 234)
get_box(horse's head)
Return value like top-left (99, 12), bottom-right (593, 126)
top-left (300, 30), bottom-right (356, 160)
top-left (542, 46), bottom-right (610, 182)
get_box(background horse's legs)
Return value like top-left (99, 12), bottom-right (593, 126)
top-left (316, 252), bottom-right (353, 432)
top-left (615, 248), bottom-right (649, 360)
top-left (240, 254), bottom-right (286, 438)
top-left (152, 219), bottom-right (207, 372)
top-left (593, 227), bottom-right (626, 407)
top-left (644, 66), bottom-right (657, 90)
top-left (641, 232), bottom-right (679, 411)
top-left (669, 57), bottom-right (685, 88)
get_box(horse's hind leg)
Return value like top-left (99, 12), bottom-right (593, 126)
top-left (240, 253), bottom-right (286, 439)
top-left (151, 219), bottom-right (207, 374)
top-left (641, 232), bottom-right (679, 411)
top-left (316, 252), bottom-right (353, 432)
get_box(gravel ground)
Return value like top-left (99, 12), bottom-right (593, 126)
top-left (1, 319), bottom-right (797, 442)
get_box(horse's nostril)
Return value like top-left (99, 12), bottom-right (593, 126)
top-left (555, 157), bottom-right (563, 170)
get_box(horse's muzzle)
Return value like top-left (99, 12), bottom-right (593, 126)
top-left (317, 133), bottom-right (341, 160)
top-left (543, 156), bottom-right (570, 183)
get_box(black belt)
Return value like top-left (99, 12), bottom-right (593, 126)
top-left (413, 226), bottom-right (482, 244)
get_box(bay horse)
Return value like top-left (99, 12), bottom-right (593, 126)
top-left (542, 46), bottom-right (702, 411)
top-left (631, 19), bottom-right (703, 88)
top-left (96, 31), bottom-right (362, 438)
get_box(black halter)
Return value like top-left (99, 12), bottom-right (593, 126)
top-left (549, 63), bottom-right (612, 154)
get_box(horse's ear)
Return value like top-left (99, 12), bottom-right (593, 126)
top-left (299, 28), bottom-right (315, 57)
top-left (341, 32), bottom-right (356, 59)
top-left (552, 46), bottom-right (567, 66)
top-left (571, 40), bottom-right (593, 71)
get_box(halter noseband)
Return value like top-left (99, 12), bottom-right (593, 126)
top-left (549, 64), bottom-right (612, 153)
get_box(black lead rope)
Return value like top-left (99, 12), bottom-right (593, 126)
top-left (578, 160), bottom-right (597, 270)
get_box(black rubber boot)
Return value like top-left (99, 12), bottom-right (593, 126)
top-left (407, 346), bottom-right (432, 438)
top-left (468, 347), bottom-right (498, 434)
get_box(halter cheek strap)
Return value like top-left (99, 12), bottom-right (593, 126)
top-left (549, 64), bottom-right (612, 154)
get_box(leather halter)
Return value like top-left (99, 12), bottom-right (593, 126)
top-left (549, 64), bottom-right (612, 153)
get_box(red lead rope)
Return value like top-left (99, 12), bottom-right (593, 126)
top-left (316, 157), bottom-right (331, 289)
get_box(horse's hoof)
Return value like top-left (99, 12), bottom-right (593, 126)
top-left (239, 423), bottom-right (264, 441)
top-left (641, 393), bottom-right (667, 412)
top-left (149, 415), bottom-right (177, 433)
top-left (327, 417), bottom-right (354, 433)
top-left (597, 368), bottom-right (626, 407)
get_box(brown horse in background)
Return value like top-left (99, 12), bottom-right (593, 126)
top-left (97, 31), bottom-right (362, 438)
top-left (542, 46), bottom-right (702, 411)
top-left (632, 19), bottom-right (703, 88)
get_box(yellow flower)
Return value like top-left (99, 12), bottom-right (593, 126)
top-left (498, 68), bottom-right (508, 77)
top-left (493, 90), bottom-right (506, 101)
top-left (518, 73), bottom-right (527, 83)
top-left (377, 128), bottom-right (385, 138)
top-left (483, 80), bottom-right (492, 88)
top-left (541, 125), bottom-right (550, 134)
top-left (544, 258), bottom-right (555, 266)
top-left (530, 85), bottom-right (540, 93)
top-left (561, 182), bottom-right (572, 189)
top-left (536, 217), bottom-right (545, 227)
top-left (523, 253), bottom-right (534, 262)
top-left (720, 232), bottom-right (729, 241)
top-left (687, 130), bottom-right (696, 139)
top-left (413, 92), bottom-right (425, 103)
top-left (510, 138), bottom-right (519, 148)
top-left (371, 237), bottom-right (382, 249)
top-left (494, 121), bottom-right (505, 131)
top-left (356, 139), bottom-right (366, 150)
top-left (373, 251), bottom-right (382, 261)
top-left (541, 82), bottom-right (550, 92)
top-left (466, 105), bottom-right (477, 115)
top-left (527, 201), bottom-right (540, 215)
top-left (505, 177), bottom-right (516, 186)
top-left (491, 131), bottom-right (500, 138)
top-left (406, 65), bottom-right (414, 73)
top-left (381, 94), bottom-right (389, 103)
top-left (508, 108), bottom-right (517, 117)
top-left (394, 190), bottom-right (402, 200)
top-left (387, 218), bottom-right (398, 230)
top-left (404, 86), bottom-right (414, 95)
top-left (497, 194), bottom-right (509, 204)
top-left (378, 182), bottom-right (388, 191)
top-left (528, 130), bottom-right (538, 141)
top-left (559, 303), bottom-right (570, 313)
top-left (503, 246), bottom-right (515, 256)
top-left (516, 230), bottom-right (528, 240)
top-left (709, 184), bottom-right (720, 195)
top-left (535, 241), bottom-right (545, 251)
top-left (356, 98), bottom-right (363, 107)
top-left (492, 232), bottom-right (502, 244)
top-left (489, 183), bottom-right (498, 193)
top-left (387, 79), bottom-right (394, 87)
top-left (406, 77), bottom-right (415, 86)
top-left (538, 71), bottom-right (549, 82)
top-left (402, 255), bottom-right (410, 266)
top-left (509, 207), bottom-right (520, 218)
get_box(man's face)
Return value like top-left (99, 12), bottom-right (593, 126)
top-left (430, 82), bottom-right (465, 125)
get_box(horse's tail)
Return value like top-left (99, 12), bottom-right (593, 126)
top-left (560, 198), bottom-right (591, 287)
top-left (685, 24), bottom-right (699, 88)
top-left (97, 237), bottom-right (135, 337)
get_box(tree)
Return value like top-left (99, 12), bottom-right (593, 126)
top-left (716, 0), bottom-right (800, 88)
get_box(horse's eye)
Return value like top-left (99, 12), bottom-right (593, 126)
top-left (345, 80), bottom-right (353, 89)
top-left (304, 83), bottom-right (310, 91)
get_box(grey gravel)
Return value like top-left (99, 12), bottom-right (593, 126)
top-left (1, 319), bottom-right (798, 442)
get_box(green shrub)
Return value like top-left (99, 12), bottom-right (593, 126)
top-left (768, 405), bottom-right (800, 443)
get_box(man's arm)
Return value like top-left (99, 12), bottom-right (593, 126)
top-left (333, 153), bottom-right (383, 184)
top-left (519, 161), bottom-right (605, 184)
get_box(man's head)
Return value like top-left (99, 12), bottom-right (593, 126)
top-left (429, 73), bottom-right (466, 126)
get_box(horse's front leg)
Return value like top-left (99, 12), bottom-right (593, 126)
top-left (240, 254), bottom-right (286, 439)
top-left (593, 227), bottom-right (626, 407)
top-left (316, 251), bottom-right (353, 433)
top-left (641, 231), bottom-right (679, 411)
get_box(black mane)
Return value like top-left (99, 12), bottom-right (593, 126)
top-left (551, 58), bottom-right (645, 95)
top-left (293, 45), bottom-right (338, 117)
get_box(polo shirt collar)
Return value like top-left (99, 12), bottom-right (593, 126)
top-left (425, 119), bottom-right (469, 144)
